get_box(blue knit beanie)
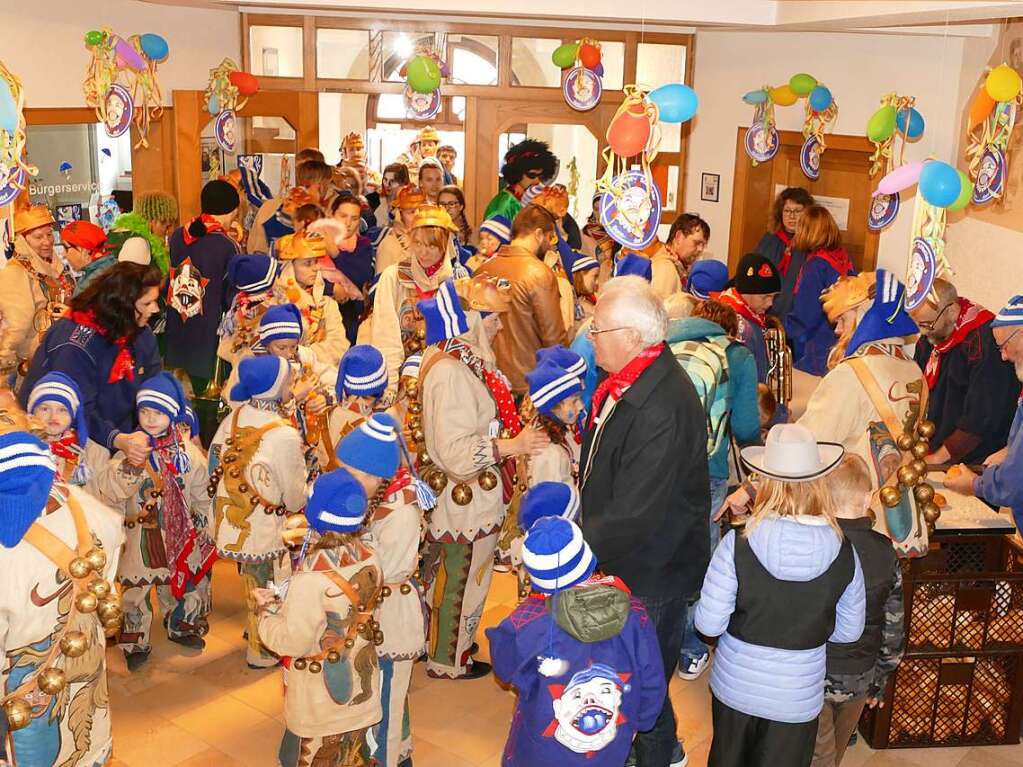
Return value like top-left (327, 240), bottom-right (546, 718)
top-left (520, 482), bottom-right (581, 533)
top-left (229, 254), bottom-right (279, 293)
top-left (419, 279), bottom-right (469, 346)
top-left (847, 270), bottom-right (919, 358)
top-left (526, 362), bottom-right (582, 417)
top-left (522, 517), bottom-right (596, 594)
top-left (479, 215), bottom-right (511, 246)
top-left (259, 303), bottom-right (304, 346)
top-left (992, 295), bottom-right (1023, 328)
top-left (687, 259), bottom-right (729, 300)
top-left (337, 345), bottom-right (388, 400)
top-left (613, 253), bottom-right (653, 281)
top-left (27, 372), bottom-right (89, 446)
top-left (536, 345), bottom-right (587, 380)
top-left (136, 372), bottom-right (189, 423)
top-left (0, 432), bottom-right (57, 548)
top-left (305, 467), bottom-right (368, 534)
top-left (401, 353), bottom-right (422, 379)
top-left (337, 412), bottom-right (401, 479)
top-left (230, 356), bottom-right (291, 402)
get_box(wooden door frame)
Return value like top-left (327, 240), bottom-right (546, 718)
top-left (728, 128), bottom-right (879, 272)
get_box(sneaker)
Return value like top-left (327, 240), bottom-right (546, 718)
top-left (168, 634), bottom-right (206, 652)
top-left (677, 652), bottom-right (709, 680)
top-left (671, 740), bottom-right (689, 767)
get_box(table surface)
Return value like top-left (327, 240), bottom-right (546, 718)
top-left (928, 470), bottom-right (1016, 533)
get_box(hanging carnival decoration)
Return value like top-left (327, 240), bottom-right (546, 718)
top-left (966, 63), bottom-right (1022, 206)
top-left (742, 87), bottom-right (778, 164)
top-left (552, 38), bottom-right (604, 111)
top-left (597, 83), bottom-right (698, 249)
top-left (865, 93), bottom-right (926, 230)
top-left (400, 45), bottom-right (448, 121)
top-left (83, 29), bottom-right (167, 149)
top-left (204, 58), bottom-right (259, 155)
top-left (0, 60), bottom-right (38, 253)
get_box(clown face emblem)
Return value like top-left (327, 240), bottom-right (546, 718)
top-left (103, 84), bottom-right (133, 138)
top-left (545, 664), bottom-right (630, 755)
top-left (168, 259), bottom-right (210, 321)
top-left (617, 186), bottom-right (651, 236)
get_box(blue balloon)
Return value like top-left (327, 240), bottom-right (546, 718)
top-left (650, 84), bottom-right (698, 124)
top-left (808, 85), bottom-right (832, 112)
top-left (896, 107), bottom-right (925, 140)
top-left (0, 78), bottom-right (17, 134)
top-left (919, 161), bottom-right (961, 208)
top-left (742, 89), bottom-right (768, 105)
top-left (139, 33), bottom-right (169, 62)
top-left (207, 94), bottom-right (219, 115)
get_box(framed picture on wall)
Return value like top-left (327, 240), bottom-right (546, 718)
top-left (701, 173), bottom-right (720, 203)
top-left (201, 138), bottom-right (226, 177)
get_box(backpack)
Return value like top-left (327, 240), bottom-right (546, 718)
top-left (670, 334), bottom-right (732, 456)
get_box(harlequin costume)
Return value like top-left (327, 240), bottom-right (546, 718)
top-left (209, 356), bottom-right (309, 667)
top-left (258, 468), bottom-right (383, 767)
top-left (374, 185), bottom-right (425, 277)
top-left (0, 430), bottom-right (125, 767)
top-left (418, 277), bottom-right (515, 679)
top-left (217, 254), bottom-right (281, 365)
top-left (89, 374), bottom-right (213, 669)
top-left (485, 517), bottom-right (666, 767)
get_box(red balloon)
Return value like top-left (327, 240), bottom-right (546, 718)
top-left (607, 102), bottom-right (651, 157)
top-left (579, 44), bottom-right (601, 70)
top-left (228, 71), bottom-right (259, 97)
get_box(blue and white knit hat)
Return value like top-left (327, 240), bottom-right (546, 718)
top-left (687, 259), bottom-right (729, 300)
top-left (337, 412), bottom-right (401, 479)
top-left (479, 215), bottom-right (511, 246)
top-left (847, 270), bottom-right (919, 357)
top-left (401, 352), bottom-right (422, 380)
top-left (571, 254), bottom-right (599, 274)
top-left (259, 303), bottom-right (304, 346)
top-left (992, 295), bottom-right (1023, 328)
top-left (613, 252), bottom-right (653, 281)
top-left (230, 356), bottom-right (291, 402)
top-left (536, 345), bottom-right (587, 380)
top-left (28, 372), bottom-right (88, 446)
top-left (337, 345), bottom-right (388, 400)
top-left (419, 279), bottom-right (469, 346)
top-left (520, 482), bottom-right (581, 533)
top-left (305, 467), bottom-right (368, 534)
top-left (136, 372), bottom-right (189, 423)
top-left (183, 404), bottom-right (200, 437)
top-left (522, 517), bottom-right (596, 594)
top-left (526, 362), bottom-right (582, 417)
top-left (228, 254), bottom-right (279, 294)
top-left (521, 183), bottom-right (544, 206)
top-left (0, 432), bottom-right (57, 548)
top-left (238, 160), bottom-right (273, 208)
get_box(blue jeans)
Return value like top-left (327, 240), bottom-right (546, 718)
top-left (680, 477), bottom-right (729, 663)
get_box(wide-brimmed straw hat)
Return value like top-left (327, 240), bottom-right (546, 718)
top-left (740, 423), bottom-right (844, 482)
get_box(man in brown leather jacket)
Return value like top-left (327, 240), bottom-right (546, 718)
top-left (473, 204), bottom-right (569, 394)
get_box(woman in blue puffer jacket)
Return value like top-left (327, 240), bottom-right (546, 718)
top-left (695, 423), bottom-right (866, 767)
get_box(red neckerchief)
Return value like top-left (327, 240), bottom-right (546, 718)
top-left (424, 260), bottom-right (443, 277)
top-left (182, 214), bottom-right (226, 246)
top-left (67, 308), bottom-right (135, 383)
top-left (48, 432), bottom-right (80, 462)
top-left (714, 288), bottom-right (767, 329)
top-left (774, 229), bottom-right (794, 276)
top-left (588, 343), bottom-right (664, 428)
top-left (795, 248), bottom-right (854, 292)
top-left (925, 298), bottom-right (995, 388)
top-left (384, 467), bottom-right (412, 497)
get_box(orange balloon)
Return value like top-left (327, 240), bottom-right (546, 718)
top-left (607, 102), bottom-right (652, 157)
top-left (968, 87), bottom-right (995, 131)
top-left (770, 84), bottom-right (798, 107)
top-left (579, 43), bottom-right (601, 70)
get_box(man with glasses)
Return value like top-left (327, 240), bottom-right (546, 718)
top-left (654, 213), bottom-right (711, 300)
top-left (483, 138), bottom-right (559, 222)
top-left (946, 294), bottom-right (1023, 531)
top-left (911, 279), bottom-right (1020, 466)
top-left (756, 187), bottom-right (814, 322)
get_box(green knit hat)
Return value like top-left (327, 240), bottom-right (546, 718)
top-left (134, 192), bottom-right (178, 224)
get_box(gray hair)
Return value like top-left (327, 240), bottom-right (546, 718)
top-left (597, 276), bottom-right (668, 345)
top-left (664, 291), bottom-right (698, 321)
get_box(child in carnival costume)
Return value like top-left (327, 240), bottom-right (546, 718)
top-left (90, 372), bottom-right (215, 671)
top-left (327, 344), bottom-right (389, 456)
top-left (217, 254), bottom-right (281, 365)
top-left (209, 356), bottom-right (309, 668)
top-left (467, 215), bottom-right (511, 273)
top-left (486, 515), bottom-right (665, 766)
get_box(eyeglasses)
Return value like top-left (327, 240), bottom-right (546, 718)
top-left (587, 324), bottom-right (630, 337)
top-left (782, 207), bottom-right (804, 217)
top-left (438, 200), bottom-right (461, 209)
top-left (915, 302), bottom-right (953, 331)
top-left (995, 327), bottom-right (1022, 352)
top-left (524, 170), bottom-right (545, 180)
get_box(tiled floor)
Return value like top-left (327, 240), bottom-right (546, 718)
top-left (103, 560), bottom-right (1023, 767)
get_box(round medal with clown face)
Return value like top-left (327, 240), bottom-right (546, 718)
top-left (215, 109), bottom-right (237, 154)
top-left (168, 259), bottom-right (210, 321)
top-left (904, 237), bottom-right (936, 312)
top-left (799, 136), bottom-right (822, 180)
top-left (867, 191), bottom-right (900, 231)
top-left (744, 122), bottom-right (778, 163)
top-left (0, 166), bottom-right (25, 207)
top-left (972, 146), bottom-right (1006, 206)
top-left (404, 87), bottom-right (442, 121)
top-left (599, 170), bottom-right (662, 250)
top-left (563, 66), bottom-right (602, 112)
top-left (103, 83), bottom-right (133, 138)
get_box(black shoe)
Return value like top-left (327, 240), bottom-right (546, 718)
top-left (125, 649), bottom-right (150, 672)
top-left (469, 642), bottom-right (479, 655)
top-left (168, 634), bottom-right (206, 652)
top-left (460, 659), bottom-right (492, 680)
top-left (670, 740), bottom-right (689, 767)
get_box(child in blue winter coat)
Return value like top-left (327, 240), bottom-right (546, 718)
top-left (486, 488), bottom-right (665, 767)
top-left (696, 423), bottom-right (867, 767)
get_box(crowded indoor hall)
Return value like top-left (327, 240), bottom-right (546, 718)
top-left (4, 2), bottom-right (1023, 766)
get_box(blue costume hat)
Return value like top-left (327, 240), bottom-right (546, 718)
top-left (27, 372), bottom-right (89, 447)
top-left (687, 259), bottom-right (729, 300)
top-left (305, 468), bottom-right (368, 534)
top-left (992, 295), bottom-right (1023, 328)
top-left (521, 517), bottom-right (596, 594)
top-left (228, 254), bottom-right (279, 294)
top-left (0, 432), bottom-right (57, 548)
top-left (136, 372), bottom-right (189, 423)
top-left (570, 254), bottom-right (599, 274)
top-left (337, 412), bottom-right (401, 479)
top-left (418, 279), bottom-right (469, 346)
top-left (479, 215), bottom-right (511, 246)
top-left (183, 404), bottom-right (200, 437)
top-left (337, 345), bottom-right (388, 400)
top-left (259, 303), bottom-right (304, 346)
top-left (536, 345), bottom-right (587, 380)
top-left (238, 161), bottom-right (273, 208)
top-left (401, 353), bottom-right (422, 379)
top-left (613, 253), bottom-right (653, 281)
top-left (847, 270), bottom-right (919, 358)
top-left (519, 482), bottom-right (581, 533)
top-left (526, 362), bottom-right (583, 417)
top-left (230, 356), bottom-right (291, 402)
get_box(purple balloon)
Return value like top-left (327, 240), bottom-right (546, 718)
top-left (594, 62), bottom-right (605, 77)
top-left (440, 62), bottom-right (451, 78)
top-left (876, 161), bottom-right (925, 196)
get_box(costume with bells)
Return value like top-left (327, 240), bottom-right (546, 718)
top-left (0, 431), bottom-right (124, 767)
top-left (217, 254), bottom-right (281, 365)
top-left (89, 373), bottom-right (214, 663)
top-left (327, 344), bottom-right (389, 456)
top-left (417, 277), bottom-right (516, 678)
top-left (257, 468), bottom-right (384, 767)
top-left (798, 270), bottom-right (932, 557)
top-left (209, 356), bottom-right (309, 667)
top-left (27, 372), bottom-right (108, 490)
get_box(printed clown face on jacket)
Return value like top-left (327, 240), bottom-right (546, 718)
top-left (548, 664), bottom-right (628, 755)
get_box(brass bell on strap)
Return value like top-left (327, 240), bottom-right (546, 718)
top-left (3, 697), bottom-right (32, 731)
top-left (68, 557), bottom-right (91, 579)
top-left (75, 592), bottom-right (99, 614)
top-left (914, 484), bottom-right (935, 504)
top-left (923, 501), bottom-right (941, 523)
top-left (59, 631), bottom-right (89, 658)
top-left (88, 580), bottom-right (111, 599)
top-left (451, 483), bottom-right (473, 506)
top-left (36, 667), bottom-right (66, 695)
top-left (879, 485), bottom-right (902, 508)
top-left (426, 470), bottom-right (448, 494)
top-left (478, 471), bottom-right (498, 491)
top-left (327, 650), bottom-right (341, 664)
top-left (896, 434), bottom-right (915, 451)
top-left (84, 548), bottom-right (107, 572)
top-left (911, 442), bottom-right (929, 459)
top-left (917, 420), bottom-right (936, 439)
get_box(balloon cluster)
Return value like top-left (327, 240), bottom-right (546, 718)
top-left (0, 59), bottom-right (39, 248)
top-left (83, 28), bottom-right (167, 149)
top-left (552, 39), bottom-right (604, 76)
top-left (865, 94), bottom-right (925, 178)
top-left (744, 73), bottom-right (834, 112)
top-left (876, 159), bottom-right (970, 212)
top-left (553, 39), bottom-right (605, 111)
top-left (965, 63), bottom-right (1022, 207)
top-left (742, 73), bottom-right (836, 174)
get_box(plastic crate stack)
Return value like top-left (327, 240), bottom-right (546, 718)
top-left (862, 534), bottom-right (1023, 748)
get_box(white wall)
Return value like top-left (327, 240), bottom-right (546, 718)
top-left (686, 30), bottom-right (967, 276)
top-left (7, 0), bottom-right (240, 107)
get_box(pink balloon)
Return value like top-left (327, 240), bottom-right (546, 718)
top-left (114, 37), bottom-right (147, 71)
top-left (876, 161), bottom-right (925, 195)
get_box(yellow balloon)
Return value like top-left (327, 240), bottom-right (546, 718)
top-left (770, 85), bottom-right (798, 107)
top-left (986, 64), bottom-right (1022, 103)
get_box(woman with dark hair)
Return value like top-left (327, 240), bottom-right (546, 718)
top-left (756, 187), bottom-right (815, 321)
top-left (438, 184), bottom-right (473, 245)
top-left (19, 262), bottom-right (164, 466)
